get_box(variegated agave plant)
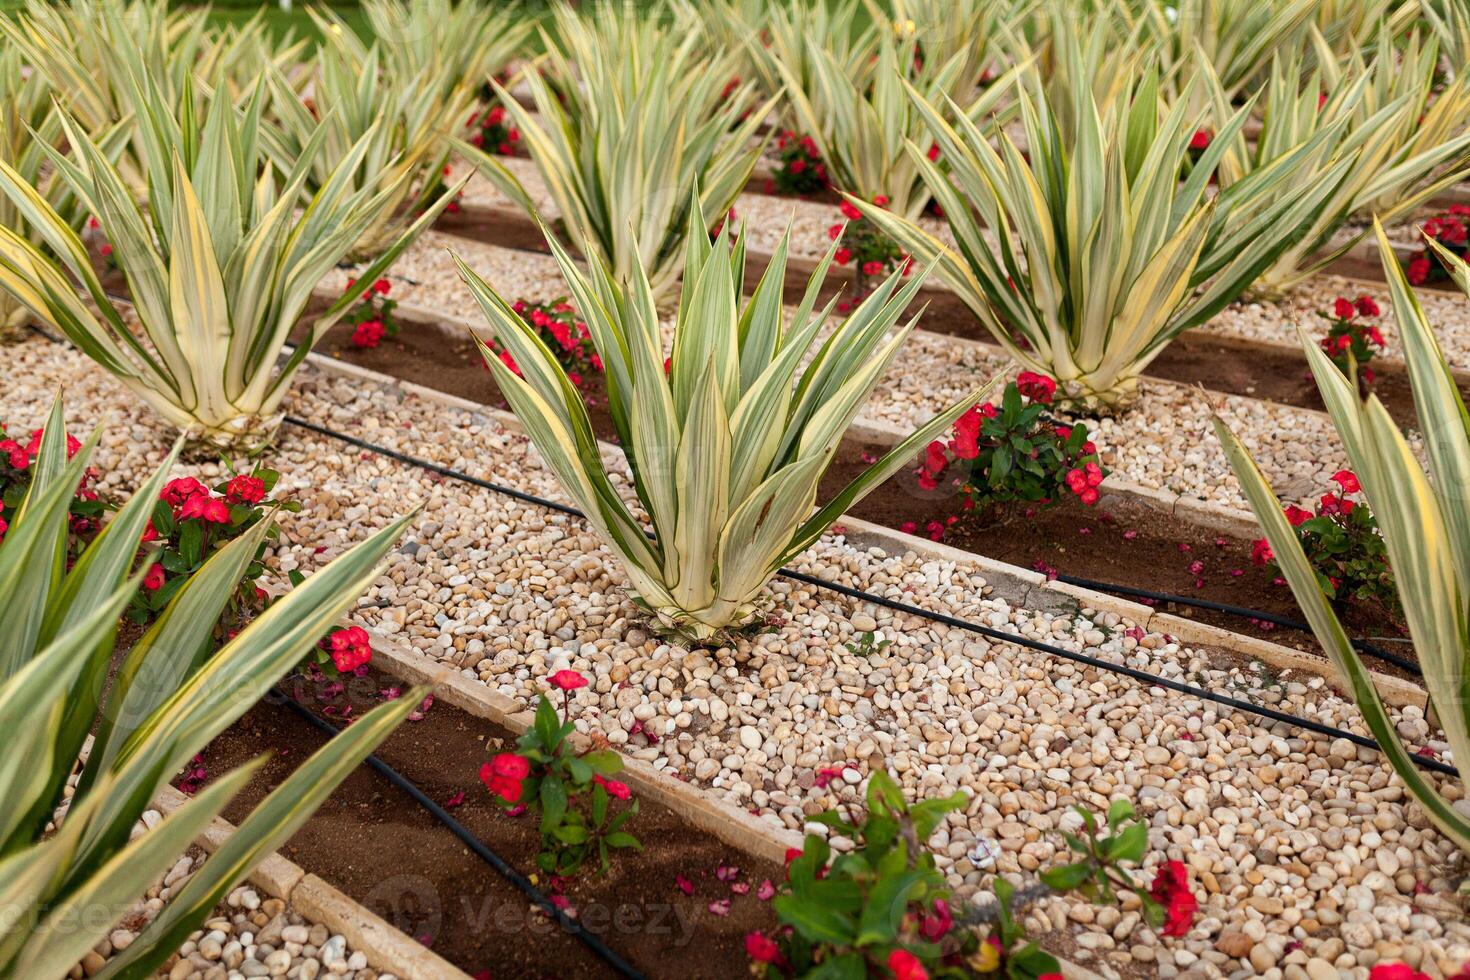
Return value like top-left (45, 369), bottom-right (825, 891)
top-left (295, 0), bottom-right (532, 261)
top-left (0, 71), bottom-right (461, 454)
top-left (456, 2), bottom-right (773, 303)
top-left (1214, 229), bottom-right (1470, 856)
top-left (0, 400), bottom-right (424, 978)
top-left (1206, 31), bottom-right (1470, 298)
top-left (455, 209), bottom-right (993, 642)
top-left (770, 27), bottom-right (1018, 221)
top-left (848, 50), bottom-right (1349, 410)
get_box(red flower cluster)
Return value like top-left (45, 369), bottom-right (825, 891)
top-left (491, 299), bottom-right (603, 391)
top-left (466, 103), bottom-right (521, 156)
top-left (1319, 294), bottom-right (1385, 383)
top-left (768, 131), bottom-right (827, 197)
top-left (1253, 469), bottom-right (1395, 610)
top-left (130, 467), bottom-right (288, 626)
top-left (830, 196), bottom-right (910, 300)
top-left (1406, 204), bottom-right (1470, 285)
top-left (344, 278), bottom-right (400, 350)
top-left (0, 423), bottom-right (103, 546)
top-left (913, 378), bottom-right (1103, 540)
top-left (321, 625), bottom-right (372, 674)
top-left (1148, 860), bottom-right (1197, 937)
top-left (480, 752), bottom-right (530, 803)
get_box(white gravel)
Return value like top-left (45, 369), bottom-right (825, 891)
top-left (7, 333), bottom-right (1470, 977)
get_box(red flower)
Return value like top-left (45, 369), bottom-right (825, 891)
top-left (1369, 966), bottom-right (1428, 980)
top-left (372, 278), bottom-right (392, 295)
top-left (326, 625), bottom-right (372, 673)
top-left (926, 142), bottom-right (940, 161)
top-left (1251, 538), bottom-right (1273, 565)
top-left (1407, 255), bottom-right (1431, 285)
top-left (827, 223), bottom-right (844, 241)
top-left (225, 474), bottom-right (266, 505)
top-left (918, 898), bottom-right (952, 941)
top-left (142, 564), bottom-right (166, 592)
top-left (593, 774), bottom-right (631, 800)
top-left (1188, 129), bottom-right (1212, 150)
top-left (1148, 860), bottom-right (1197, 937)
top-left (1333, 297), bottom-right (1356, 320)
top-left (549, 669), bottom-right (588, 690)
top-left (744, 932), bottom-right (781, 964)
top-left (24, 428), bottom-right (82, 459)
top-left (141, 519), bottom-right (159, 543)
top-left (872, 194), bottom-right (889, 207)
top-left (887, 949), bottom-right (928, 980)
top-left (1015, 371), bottom-right (1057, 404)
top-left (1284, 505), bottom-right (1313, 526)
top-left (0, 439), bottom-right (28, 470)
top-left (352, 320), bottom-right (386, 349)
top-left (789, 158), bottom-right (806, 174)
top-left (480, 753), bottom-right (530, 803)
top-left (162, 476), bottom-right (209, 507)
top-left (834, 247), bottom-right (853, 265)
top-left (861, 260), bottom-right (885, 276)
top-left (1355, 295), bottom-right (1380, 318)
top-left (1330, 469), bottom-right (1360, 494)
top-left (950, 407), bottom-right (983, 460)
top-left (839, 201), bottom-right (863, 222)
top-left (178, 495), bottom-right (231, 524)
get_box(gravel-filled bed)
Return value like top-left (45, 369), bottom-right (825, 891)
top-left (8, 333), bottom-right (1469, 978)
top-left (325, 232), bottom-right (1366, 516)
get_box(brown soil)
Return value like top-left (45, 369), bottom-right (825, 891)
top-left (431, 207), bottom-right (1469, 429)
top-left (296, 314), bottom-right (1414, 678)
top-left (187, 665), bottom-right (782, 979)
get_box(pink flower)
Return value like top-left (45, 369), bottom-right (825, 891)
top-left (757, 879), bottom-right (775, 900)
top-left (549, 669), bottom-right (588, 691)
top-left (887, 949), bottom-right (928, 980)
top-left (707, 899), bottom-right (731, 916)
top-left (674, 875), bottom-right (693, 895)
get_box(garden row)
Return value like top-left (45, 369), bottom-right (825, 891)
top-left (8, 323), bottom-right (1467, 976)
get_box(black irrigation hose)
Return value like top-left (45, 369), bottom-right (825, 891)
top-left (281, 415), bottom-right (1459, 779)
top-left (280, 696), bottom-right (647, 980)
top-left (1052, 573), bottom-right (1424, 678)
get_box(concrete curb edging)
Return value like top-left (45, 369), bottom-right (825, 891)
top-left (153, 784), bottom-right (471, 980)
top-left (299, 348), bottom-right (1428, 711)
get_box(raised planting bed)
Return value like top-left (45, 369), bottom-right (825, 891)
top-left (189, 661), bottom-right (785, 978)
top-left (313, 233), bottom-right (1379, 527)
top-left (10, 329), bottom-right (1467, 975)
top-left (291, 293), bottom-right (1414, 685)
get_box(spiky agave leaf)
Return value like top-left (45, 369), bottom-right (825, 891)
top-left (1212, 225), bottom-right (1470, 855)
top-left (0, 398), bottom-right (425, 976)
top-left (1207, 30), bottom-right (1470, 298)
top-left (454, 2), bottom-right (774, 303)
top-left (456, 202), bottom-right (994, 641)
